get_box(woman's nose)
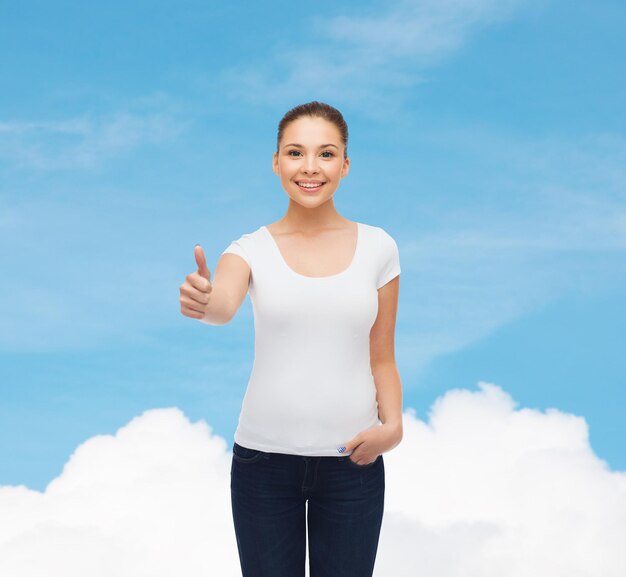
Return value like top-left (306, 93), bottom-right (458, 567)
top-left (303, 155), bottom-right (319, 173)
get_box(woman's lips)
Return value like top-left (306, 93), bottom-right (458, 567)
top-left (296, 181), bottom-right (325, 193)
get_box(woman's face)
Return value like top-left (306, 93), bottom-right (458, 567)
top-left (272, 116), bottom-right (350, 207)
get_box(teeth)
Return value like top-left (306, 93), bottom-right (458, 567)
top-left (298, 182), bottom-right (323, 188)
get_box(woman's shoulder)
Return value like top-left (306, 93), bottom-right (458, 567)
top-left (228, 225), bottom-right (267, 242)
top-left (358, 221), bottom-right (397, 242)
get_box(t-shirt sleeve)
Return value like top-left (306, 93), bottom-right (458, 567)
top-left (376, 229), bottom-right (401, 289)
top-left (221, 235), bottom-right (251, 268)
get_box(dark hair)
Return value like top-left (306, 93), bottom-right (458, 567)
top-left (276, 101), bottom-right (349, 159)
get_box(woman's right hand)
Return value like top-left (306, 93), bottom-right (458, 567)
top-left (180, 245), bottom-right (213, 320)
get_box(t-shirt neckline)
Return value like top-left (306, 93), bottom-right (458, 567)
top-left (261, 222), bottom-right (361, 280)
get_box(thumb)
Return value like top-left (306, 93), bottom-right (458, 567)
top-left (194, 244), bottom-right (211, 281)
top-left (337, 435), bottom-right (360, 455)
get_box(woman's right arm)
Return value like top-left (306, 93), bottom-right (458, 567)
top-left (179, 245), bottom-right (251, 325)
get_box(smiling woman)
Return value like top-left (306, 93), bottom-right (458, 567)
top-left (271, 104), bottom-right (350, 210)
top-left (179, 101), bottom-right (402, 577)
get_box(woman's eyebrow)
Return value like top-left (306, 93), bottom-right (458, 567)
top-left (284, 143), bottom-right (339, 149)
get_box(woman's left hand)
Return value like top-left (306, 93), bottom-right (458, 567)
top-left (339, 423), bottom-right (402, 465)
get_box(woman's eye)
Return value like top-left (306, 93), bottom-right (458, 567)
top-left (287, 150), bottom-right (335, 158)
top-left (286, 150), bottom-right (334, 158)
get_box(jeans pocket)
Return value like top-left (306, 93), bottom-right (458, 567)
top-left (232, 442), bottom-right (266, 463)
top-left (345, 454), bottom-right (381, 469)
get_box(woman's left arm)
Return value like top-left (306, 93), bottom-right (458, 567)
top-left (340, 275), bottom-right (403, 463)
top-left (370, 275), bottom-right (403, 444)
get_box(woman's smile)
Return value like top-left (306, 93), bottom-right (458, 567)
top-left (295, 180), bottom-right (326, 193)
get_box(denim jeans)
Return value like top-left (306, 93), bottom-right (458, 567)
top-left (230, 441), bottom-right (385, 577)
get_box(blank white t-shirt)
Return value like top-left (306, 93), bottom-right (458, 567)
top-left (221, 221), bottom-right (401, 457)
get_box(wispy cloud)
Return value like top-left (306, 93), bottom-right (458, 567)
top-left (324, 0), bottom-right (525, 59)
top-left (217, 0), bottom-right (530, 114)
top-left (392, 127), bottom-right (626, 374)
top-left (0, 111), bottom-right (183, 170)
top-left (1, 383), bottom-right (624, 576)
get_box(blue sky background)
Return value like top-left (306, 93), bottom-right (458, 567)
top-left (1, 0), bottom-right (624, 492)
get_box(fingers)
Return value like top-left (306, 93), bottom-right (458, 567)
top-left (180, 304), bottom-right (205, 319)
top-left (180, 279), bottom-right (211, 318)
top-left (180, 273), bottom-right (212, 314)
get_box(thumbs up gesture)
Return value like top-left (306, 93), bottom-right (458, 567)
top-left (180, 245), bottom-right (213, 320)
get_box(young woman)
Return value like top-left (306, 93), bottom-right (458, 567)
top-left (179, 101), bottom-right (403, 577)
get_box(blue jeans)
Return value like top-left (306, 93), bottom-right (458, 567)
top-left (230, 441), bottom-right (385, 577)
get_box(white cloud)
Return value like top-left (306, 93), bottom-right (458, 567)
top-left (0, 408), bottom-right (237, 576)
top-left (1, 383), bottom-right (625, 576)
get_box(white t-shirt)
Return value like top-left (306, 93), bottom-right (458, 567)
top-left (221, 221), bottom-right (401, 457)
